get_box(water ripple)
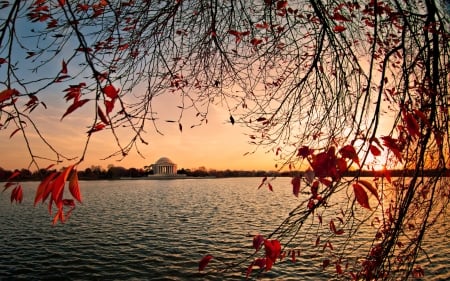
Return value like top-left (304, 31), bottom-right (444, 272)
top-left (0, 178), bottom-right (448, 280)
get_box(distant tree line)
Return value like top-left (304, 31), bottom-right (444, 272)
top-left (1, 166), bottom-right (447, 182)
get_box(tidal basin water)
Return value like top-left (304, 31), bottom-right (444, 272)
top-left (0, 178), bottom-right (448, 280)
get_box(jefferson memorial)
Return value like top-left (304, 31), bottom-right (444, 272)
top-left (149, 157), bottom-right (178, 176)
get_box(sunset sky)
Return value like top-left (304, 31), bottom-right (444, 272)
top-left (0, 4), bottom-right (397, 173)
top-left (0, 89), bottom-right (278, 172)
top-left (0, 15), bottom-right (283, 173)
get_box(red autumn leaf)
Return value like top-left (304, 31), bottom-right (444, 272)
top-left (227, 30), bottom-right (250, 43)
top-left (24, 95), bottom-right (39, 111)
top-left (198, 255), bottom-right (213, 271)
top-left (331, 12), bottom-right (352, 22)
top-left (52, 208), bottom-right (64, 225)
top-left (97, 106), bottom-right (110, 125)
top-left (412, 266), bottom-right (425, 278)
top-left (253, 234), bottom-right (265, 251)
top-left (75, 47), bottom-right (93, 53)
top-left (381, 136), bottom-right (403, 162)
top-left (250, 38), bottom-right (263, 46)
top-left (329, 219), bottom-right (337, 233)
top-left (63, 85), bottom-right (82, 102)
top-left (291, 250), bottom-right (296, 262)
top-left (254, 258), bottom-right (266, 269)
top-left (329, 219), bottom-right (345, 235)
top-left (45, 164), bottom-right (55, 170)
top-left (353, 182), bottom-right (371, 210)
top-left (77, 3), bottom-right (89, 11)
top-left (319, 177), bottom-right (332, 187)
top-left (404, 112), bottom-right (420, 138)
top-left (336, 262), bottom-right (343, 274)
top-left (26, 51), bottom-right (36, 58)
top-left (323, 241), bottom-right (334, 251)
top-left (104, 99), bottom-right (115, 114)
top-left (7, 170), bottom-right (20, 181)
top-left (255, 22), bottom-right (269, 29)
top-left (291, 176), bottom-right (301, 197)
top-left (11, 185), bottom-right (23, 203)
top-left (61, 60), bottom-right (68, 74)
top-left (339, 145), bottom-right (360, 166)
top-left (264, 239), bottom-right (281, 271)
top-left (11, 185), bottom-right (22, 203)
top-left (308, 198), bottom-right (315, 209)
top-left (61, 99), bottom-right (90, 120)
top-left (87, 123), bottom-right (106, 134)
top-left (322, 259), bottom-right (331, 269)
top-left (257, 176), bottom-right (267, 189)
top-left (333, 25), bottom-right (346, 32)
top-left (310, 147), bottom-right (339, 179)
top-left (51, 165), bottom-right (75, 206)
top-left (3, 182), bottom-right (16, 191)
top-left (44, 165), bottom-right (74, 212)
top-left (382, 166), bottom-right (392, 183)
top-left (311, 180), bottom-right (319, 198)
top-left (63, 199), bottom-right (75, 207)
top-left (369, 144), bottom-right (382, 156)
top-left (276, 147), bottom-right (281, 156)
top-left (0, 88), bottom-right (19, 103)
top-left (103, 84), bottom-right (119, 99)
top-left (357, 179), bottom-right (380, 203)
top-left (34, 172), bottom-right (58, 206)
top-left (9, 128), bottom-right (21, 139)
top-left (276, 0), bottom-right (287, 10)
top-left (0, 58), bottom-right (7, 64)
top-left (118, 43), bottom-right (129, 51)
top-left (69, 170), bottom-right (82, 203)
top-left (297, 146), bottom-right (313, 158)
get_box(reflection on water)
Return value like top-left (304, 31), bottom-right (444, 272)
top-left (0, 178), bottom-right (448, 280)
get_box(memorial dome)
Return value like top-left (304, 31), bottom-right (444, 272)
top-left (152, 157), bottom-right (177, 176)
top-left (155, 157), bottom-right (175, 165)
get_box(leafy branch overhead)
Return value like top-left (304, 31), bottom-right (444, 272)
top-left (0, 0), bottom-right (449, 280)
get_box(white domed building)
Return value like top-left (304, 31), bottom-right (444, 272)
top-left (150, 157), bottom-right (178, 176)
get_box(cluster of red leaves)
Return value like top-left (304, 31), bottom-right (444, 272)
top-left (0, 88), bottom-right (19, 105)
top-left (2, 170), bottom-right (23, 203)
top-left (0, 88), bottom-right (20, 118)
top-left (34, 165), bottom-right (82, 225)
top-left (295, 144), bottom-right (381, 210)
top-left (84, 84), bottom-right (119, 134)
top-left (27, 0), bottom-right (52, 22)
top-left (62, 83), bottom-right (90, 120)
top-left (298, 145), bottom-right (358, 180)
top-left (61, 82), bottom-right (118, 134)
top-left (246, 235), bottom-right (303, 278)
top-left (1, 87), bottom-right (46, 118)
top-left (169, 74), bottom-right (188, 90)
top-left (198, 234), bottom-right (284, 279)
